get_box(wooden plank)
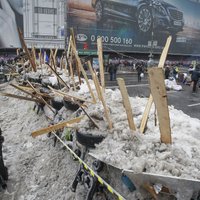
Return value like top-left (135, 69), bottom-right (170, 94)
top-left (18, 29), bottom-right (37, 72)
top-left (148, 67), bottom-right (172, 144)
top-left (139, 95), bottom-right (153, 133)
top-left (117, 78), bottom-right (136, 131)
top-left (97, 37), bottom-right (105, 91)
top-left (0, 92), bottom-right (41, 103)
top-left (93, 72), bottom-right (113, 130)
top-left (158, 36), bottom-right (172, 69)
top-left (70, 41), bottom-right (96, 103)
top-left (31, 116), bottom-right (84, 138)
top-left (27, 81), bottom-right (55, 114)
top-left (140, 36), bottom-right (172, 133)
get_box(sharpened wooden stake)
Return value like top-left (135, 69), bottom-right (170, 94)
top-left (70, 41), bottom-right (96, 104)
top-left (93, 72), bottom-right (113, 130)
top-left (18, 29), bottom-right (37, 72)
top-left (67, 36), bottom-right (72, 59)
top-left (69, 61), bottom-right (77, 91)
top-left (140, 36), bottom-right (172, 133)
top-left (32, 47), bottom-right (37, 66)
top-left (117, 78), bottom-right (136, 131)
top-left (87, 61), bottom-right (100, 101)
top-left (97, 37), bottom-right (105, 91)
top-left (139, 95), bottom-right (153, 133)
top-left (31, 116), bottom-right (84, 138)
top-left (70, 28), bottom-right (81, 85)
top-left (148, 68), bottom-right (172, 144)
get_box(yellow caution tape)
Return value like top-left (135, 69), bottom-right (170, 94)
top-left (52, 132), bottom-right (126, 200)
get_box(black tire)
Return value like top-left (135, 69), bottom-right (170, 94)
top-left (51, 99), bottom-right (64, 111)
top-left (76, 131), bottom-right (104, 148)
top-left (95, 0), bottom-right (104, 23)
top-left (137, 6), bottom-right (153, 34)
top-left (63, 99), bottom-right (80, 111)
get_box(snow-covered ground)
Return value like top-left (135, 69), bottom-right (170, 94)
top-left (0, 84), bottom-right (77, 200)
top-left (0, 79), bottom-right (200, 200)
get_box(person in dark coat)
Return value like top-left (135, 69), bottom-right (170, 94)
top-left (108, 62), bottom-right (115, 81)
top-left (191, 65), bottom-right (200, 93)
top-left (165, 65), bottom-right (170, 79)
top-left (136, 62), bottom-right (143, 82)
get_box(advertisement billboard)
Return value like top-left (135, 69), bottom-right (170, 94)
top-left (67, 0), bottom-right (200, 55)
top-left (0, 0), bottom-right (65, 49)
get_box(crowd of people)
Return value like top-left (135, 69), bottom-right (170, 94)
top-left (164, 63), bottom-right (200, 93)
top-left (105, 57), bottom-right (200, 93)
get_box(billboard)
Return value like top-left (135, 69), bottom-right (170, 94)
top-left (0, 0), bottom-right (65, 49)
top-left (67, 0), bottom-right (200, 55)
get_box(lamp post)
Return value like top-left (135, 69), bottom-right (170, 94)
top-left (148, 1), bottom-right (155, 68)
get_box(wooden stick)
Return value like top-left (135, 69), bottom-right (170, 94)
top-left (32, 47), bottom-right (37, 66)
top-left (87, 61), bottom-right (100, 101)
top-left (148, 68), bottom-right (172, 144)
top-left (46, 63), bottom-right (70, 89)
top-left (139, 95), bottom-right (153, 133)
top-left (74, 100), bottom-right (99, 129)
top-left (69, 60), bottom-right (77, 91)
top-left (70, 41), bottom-right (96, 103)
top-left (31, 116), bottom-right (84, 138)
top-left (117, 78), bottom-right (136, 131)
top-left (158, 36), bottom-right (172, 69)
top-left (70, 28), bottom-right (81, 85)
top-left (139, 36), bottom-right (172, 133)
top-left (0, 92), bottom-right (41, 103)
top-left (18, 29), bottom-right (37, 72)
top-left (27, 81), bottom-right (55, 113)
top-left (10, 84), bottom-right (52, 99)
top-left (48, 86), bottom-right (93, 104)
top-left (97, 37), bottom-right (105, 91)
top-left (93, 72), bottom-right (112, 130)
top-left (67, 36), bottom-right (72, 59)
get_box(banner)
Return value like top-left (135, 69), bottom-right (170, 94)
top-left (67, 0), bottom-right (200, 55)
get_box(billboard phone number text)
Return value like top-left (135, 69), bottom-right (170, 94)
top-left (90, 35), bottom-right (133, 45)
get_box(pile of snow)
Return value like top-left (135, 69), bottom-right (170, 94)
top-left (0, 86), bottom-right (77, 200)
top-left (75, 81), bottom-right (200, 180)
top-left (1, 78), bottom-right (200, 200)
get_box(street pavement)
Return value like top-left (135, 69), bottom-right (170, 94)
top-left (105, 72), bottom-right (200, 120)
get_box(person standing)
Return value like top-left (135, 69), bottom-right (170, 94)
top-left (165, 65), bottom-right (171, 79)
top-left (191, 65), bottom-right (200, 93)
top-left (108, 62), bottom-right (115, 81)
top-left (113, 62), bottom-right (118, 81)
top-left (136, 62), bottom-right (143, 82)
